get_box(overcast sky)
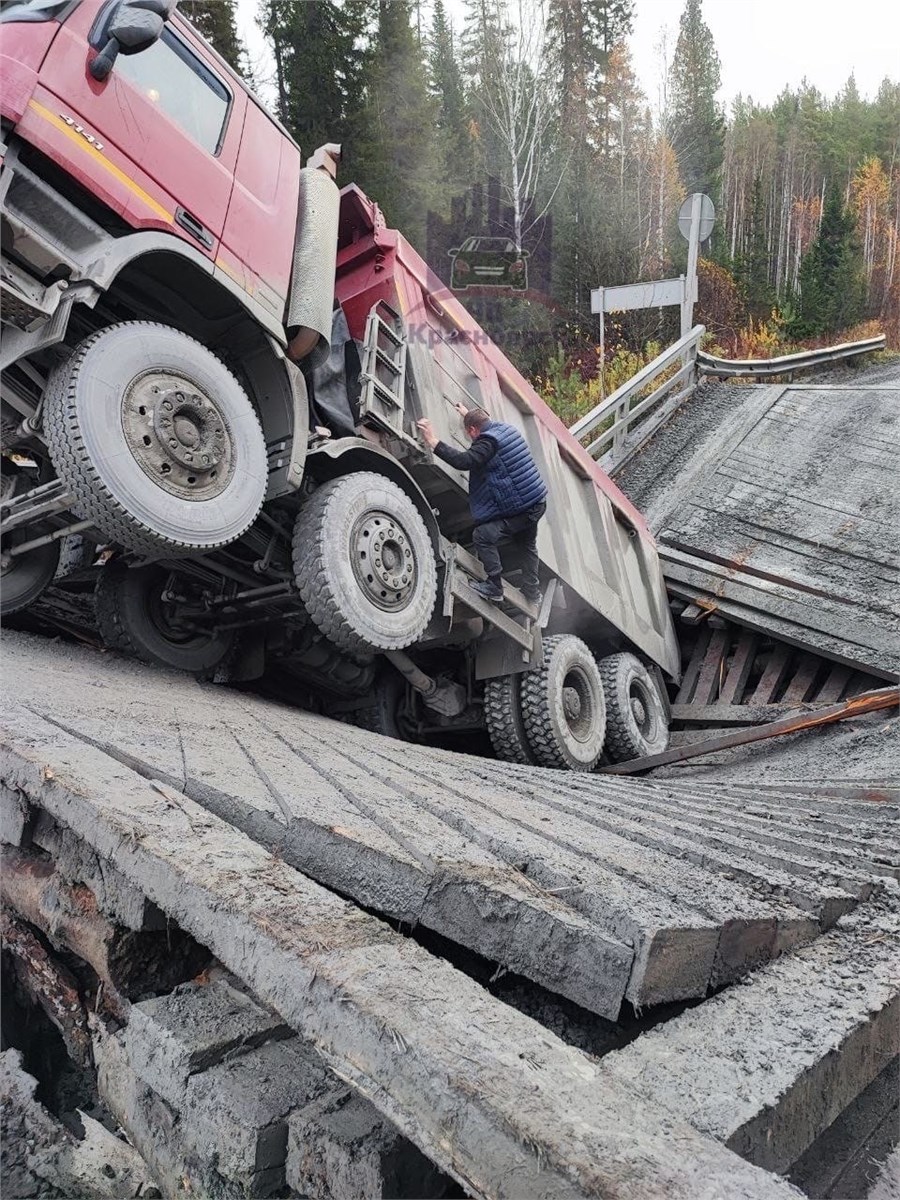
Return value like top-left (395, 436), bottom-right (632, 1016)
top-left (236, 0), bottom-right (900, 113)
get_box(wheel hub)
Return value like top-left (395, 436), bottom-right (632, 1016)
top-left (563, 686), bottom-right (582, 722)
top-left (561, 667), bottom-right (597, 743)
top-left (629, 681), bottom-right (654, 735)
top-left (122, 372), bottom-right (234, 500)
top-left (351, 511), bottom-right (418, 611)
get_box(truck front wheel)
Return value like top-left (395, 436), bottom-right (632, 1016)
top-left (95, 562), bottom-right (235, 675)
top-left (598, 652), bottom-right (669, 761)
top-left (44, 323), bottom-right (267, 558)
top-left (292, 472), bottom-right (437, 658)
top-left (520, 635), bottom-right (607, 771)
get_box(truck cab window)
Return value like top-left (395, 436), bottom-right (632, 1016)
top-left (115, 28), bottom-right (229, 154)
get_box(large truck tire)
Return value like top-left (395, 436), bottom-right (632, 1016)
top-left (1, 459), bottom-right (60, 615)
top-left (598, 651), bottom-right (669, 761)
top-left (520, 635), bottom-right (607, 771)
top-left (484, 673), bottom-right (536, 764)
top-left (44, 323), bottom-right (267, 558)
top-left (348, 671), bottom-right (408, 739)
top-left (95, 562), bottom-right (235, 675)
top-left (292, 471), bottom-right (437, 658)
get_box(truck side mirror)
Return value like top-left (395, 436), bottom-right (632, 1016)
top-left (90, 0), bottom-right (175, 82)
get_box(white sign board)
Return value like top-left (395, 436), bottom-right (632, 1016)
top-left (591, 277), bottom-right (685, 314)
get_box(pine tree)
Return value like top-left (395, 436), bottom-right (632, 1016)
top-left (790, 183), bottom-right (865, 337)
top-left (352, 1), bottom-right (441, 246)
top-left (428, 0), bottom-right (473, 189)
top-left (180, 0), bottom-right (246, 74)
top-left (668, 0), bottom-right (724, 200)
top-left (738, 174), bottom-right (773, 317)
top-left (262, 1), bottom-right (368, 164)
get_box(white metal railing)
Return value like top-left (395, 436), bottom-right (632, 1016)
top-left (569, 324), bottom-right (705, 465)
top-left (697, 334), bottom-right (886, 377)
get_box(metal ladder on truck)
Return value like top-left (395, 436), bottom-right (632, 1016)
top-left (359, 302), bottom-right (553, 671)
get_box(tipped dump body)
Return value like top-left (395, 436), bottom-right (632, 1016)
top-left (334, 185), bottom-right (680, 679)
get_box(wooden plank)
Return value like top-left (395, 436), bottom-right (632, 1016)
top-left (693, 628), bottom-right (731, 706)
top-left (719, 630), bottom-right (758, 705)
top-left (750, 643), bottom-right (792, 705)
top-left (815, 664), bottom-right (852, 704)
top-left (675, 626), bottom-right (712, 704)
top-left (0, 702), bottom-right (798, 1200)
top-left (678, 603), bottom-right (708, 626)
top-left (665, 580), bottom-right (897, 683)
top-left (782, 654), bottom-right (822, 705)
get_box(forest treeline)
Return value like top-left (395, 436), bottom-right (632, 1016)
top-left (184, 0), bottom-right (900, 412)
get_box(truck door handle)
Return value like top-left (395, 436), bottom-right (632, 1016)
top-left (175, 207), bottom-right (214, 249)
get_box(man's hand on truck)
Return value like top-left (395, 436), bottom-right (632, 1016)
top-left (417, 418), bottom-right (439, 449)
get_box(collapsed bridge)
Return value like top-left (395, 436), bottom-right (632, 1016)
top-left (1, 627), bottom-right (897, 1199)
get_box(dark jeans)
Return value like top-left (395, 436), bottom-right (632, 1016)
top-left (472, 501), bottom-right (545, 597)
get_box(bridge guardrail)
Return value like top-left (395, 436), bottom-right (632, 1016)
top-left (569, 325), bottom-right (705, 467)
top-left (697, 334), bottom-right (886, 378)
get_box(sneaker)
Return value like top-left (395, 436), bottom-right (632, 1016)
top-left (522, 590), bottom-right (542, 609)
top-left (470, 578), bottom-right (503, 602)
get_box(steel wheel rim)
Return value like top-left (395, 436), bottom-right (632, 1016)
top-left (121, 371), bottom-right (235, 501)
top-left (562, 666), bottom-right (599, 743)
top-left (351, 510), bottom-right (418, 611)
top-left (629, 677), bottom-right (655, 735)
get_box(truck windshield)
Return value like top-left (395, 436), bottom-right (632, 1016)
top-left (0, 0), bottom-right (80, 21)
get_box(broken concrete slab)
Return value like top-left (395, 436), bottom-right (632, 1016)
top-left (1, 782), bottom-right (32, 847)
top-left (124, 978), bottom-right (291, 1109)
top-left (8, 630), bottom-right (883, 1015)
top-left (92, 1018), bottom-right (250, 1200)
top-left (787, 1058), bottom-right (899, 1199)
top-left (269, 711), bottom-right (803, 1006)
top-left (182, 1037), bottom-right (341, 1189)
top-left (0, 1047), bottom-right (160, 1199)
top-left (287, 1089), bottom-right (450, 1200)
top-left (606, 902), bottom-right (900, 1173)
top-left (1, 701), bottom-right (802, 1200)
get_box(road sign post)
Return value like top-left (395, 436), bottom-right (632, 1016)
top-left (678, 193), bottom-right (716, 340)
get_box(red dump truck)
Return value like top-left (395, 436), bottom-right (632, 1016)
top-left (1, 0), bottom-right (680, 769)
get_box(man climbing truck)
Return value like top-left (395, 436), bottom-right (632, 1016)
top-left (417, 404), bottom-right (547, 604)
top-left (0, 0), bottom-right (679, 770)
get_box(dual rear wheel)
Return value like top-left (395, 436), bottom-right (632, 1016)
top-left (484, 638), bottom-right (667, 771)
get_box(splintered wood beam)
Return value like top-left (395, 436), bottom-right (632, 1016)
top-left (675, 625), bottom-right (712, 703)
top-left (693, 628), bottom-right (731, 706)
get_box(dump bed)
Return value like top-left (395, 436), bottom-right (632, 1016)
top-left (334, 187), bottom-right (680, 679)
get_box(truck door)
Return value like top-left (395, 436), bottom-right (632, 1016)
top-left (22, 1), bottom-right (244, 255)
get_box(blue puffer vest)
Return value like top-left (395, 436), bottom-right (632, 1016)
top-left (469, 421), bottom-right (547, 523)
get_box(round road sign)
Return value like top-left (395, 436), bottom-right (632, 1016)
top-left (678, 193), bottom-right (716, 241)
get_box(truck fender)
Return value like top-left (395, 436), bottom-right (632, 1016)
top-left (305, 438), bottom-right (443, 557)
top-left (91, 231), bottom-right (289, 346)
